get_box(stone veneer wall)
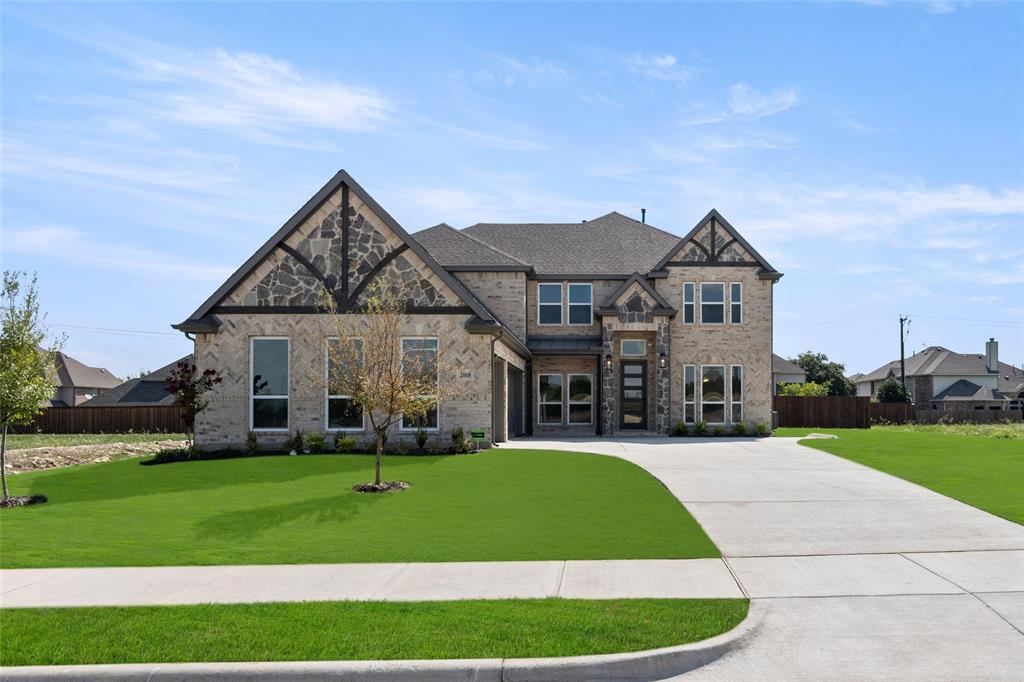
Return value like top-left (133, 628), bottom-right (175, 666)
top-left (456, 271), bottom-right (527, 339)
top-left (600, 327), bottom-right (663, 434)
top-left (194, 313), bottom-right (493, 449)
top-left (656, 266), bottom-right (773, 427)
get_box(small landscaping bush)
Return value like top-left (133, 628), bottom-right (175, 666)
top-left (415, 428), bottom-right (429, 450)
top-left (245, 431), bottom-right (259, 456)
top-left (451, 427), bottom-right (472, 454)
top-left (672, 421), bottom-right (688, 437)
top-left (711, 425), bottom-right (724, 437)
top-left (732, 421), bottom-right (747, 436)
top-left (693, 421), bottom-right (708, 436)
top-left (754, 421), bottom-right (771, 436)
top-left (334, 435), bottom-right (357, 452)
top-left (304, 432), bottom-right (326, 453)
top-left (286, 429), bottom-right (305, 453)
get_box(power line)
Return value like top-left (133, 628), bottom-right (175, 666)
top-left (49, 323), bottom-right (181, 338)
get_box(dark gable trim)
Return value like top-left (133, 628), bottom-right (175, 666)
top-left (346, 243), bottom-right (409, 308)
top-left (651, 208), bottom-right (781, 277)
top-left (446, 265), bottom-right (533, 273)
top-left (175, 170), bottom-right (496, 331)
top-left (663, 260), bottom-right (762, 268)
top-left (531, 273), bottom-right (631, 281)
top-left (598, 273), bottom-right (677, 313)
top-left (171, 315), bottom-right (222, 333)
top-left (211, 305), bottom-right (474, 315)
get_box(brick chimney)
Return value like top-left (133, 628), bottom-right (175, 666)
top-left (985, 338), bottom-right (998, 373)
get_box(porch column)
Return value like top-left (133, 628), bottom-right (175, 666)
top-left (601, 320), bottom-right (616, 435)
top-left (656, 318), bottom-right (671, 434)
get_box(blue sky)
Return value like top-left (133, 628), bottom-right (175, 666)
top-left (2, 1), bottom-right (1022, 379)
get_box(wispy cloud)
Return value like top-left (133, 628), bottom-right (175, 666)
top-left (926, 1), bottom-right (956, 14)
top-left (625, 53), bottom-right (697, 84)
top-left (841, 264), bottom-right (902, 275)
top-left (681, 83), bottom-right (798, 126)
top-left (4, 226), bottom-right (232, 282)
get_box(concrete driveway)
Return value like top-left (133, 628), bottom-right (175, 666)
top-left (501, 436), bottom-right (1024, 680)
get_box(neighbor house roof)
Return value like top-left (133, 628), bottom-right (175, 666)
top-left (80, 355), bottom-right (192, 407)
top-left (857, 346), bottom-right (1024, 385)
top-left (930, 379), bottom-right (1002, 402)
top-left (412, 223), bottom-right (531, 271)
top-left (772, 354), bottom-right (806, 377)
top-left (461, 212), bottom-right (681, 275)
top-left (55, 352), bottom-right (122, 390)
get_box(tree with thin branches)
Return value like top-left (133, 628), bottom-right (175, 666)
top-left (315, 282), bottom-right (454, 491)
top-left (165, 361), bottom-right (223, 456)
top-left (0, 272), bottom-right (62, 504)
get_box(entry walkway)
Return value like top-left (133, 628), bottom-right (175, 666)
top-left (501, 436), bottom-right (1024, 681)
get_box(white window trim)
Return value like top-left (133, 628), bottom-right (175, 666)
top-left (537, 373), bottom-right (564, 425)
top-left (730, 282), bottom-right (743, 324)
top-left (324, 338), bottom-right (365, 433)
top-left (537, 283), bottom-right (563, 326)
top-left (567, 283), bottom-right (593, 326)
top-left (700, 364), bottom-right (727, 425)
top-left (620, 339), bottom-right (647, 357)
top-left (399, 336), bottom-right (441, 432)
top-left (700, 283), bottom-right (726, 325)
top-left (567, 373), bottom-right (594, 425)
top-left (730, 365), bottom-right (743, 424)
top-left (683, 364), bottom-right (696, 424)
top-left (682, 282), bottom-right (695, 325)
top-left (250, 336), bottom-right (289, 432)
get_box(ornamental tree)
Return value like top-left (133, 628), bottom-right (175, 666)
top-left (165, 361), bottom-right (223, 455)
top-left (0, 272), bottom-right (62, 500)
top-left (876, 376), bottom-right (910, 403)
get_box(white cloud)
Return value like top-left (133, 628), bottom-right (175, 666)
top-left (625, 53), bottom-right (697, 84)
top-left (3, 226), bottom-right (232, 282)
top-left (727, 83), bottom-right (798, 118)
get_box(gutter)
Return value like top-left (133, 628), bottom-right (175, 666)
top-left (464, 318), bottom-right (532, 360)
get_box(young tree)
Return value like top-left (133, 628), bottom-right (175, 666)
top-left (0, 272), bottom-right (62, 501)
top-left (778, 381), bottom-right (830, 397)
top-left (792, 351), bottom-right (855, 396)
top-left (165, 361), bottom-right (223, 456)
top-left (316, 282), bottom-right (454, 491)
top-left (876, 376), bottom-right (910, 403)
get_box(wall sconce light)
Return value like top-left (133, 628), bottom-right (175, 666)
top-left (605, 354), bottom-right (613, 370)
top-left (659, 352), bottom-right (667, 369)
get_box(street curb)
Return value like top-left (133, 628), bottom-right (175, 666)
top-left (1, 600), bottom-right (764, 681)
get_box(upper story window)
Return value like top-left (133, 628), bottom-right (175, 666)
top-left (251, 337), bottom-right (288, 431)
top-left (700, 283), bottom-right (725, 324)
top-left (620, 339), bottom-right (647, 356)
top-left (326, 338), bottom-right (363, 431)
top-left (400, 338), bottom-right (439, 431)
top-left (730, 283), bottom-right (742, 324)
top-left (683, 282), bottom-right (695, 324)
top-left (568, 283), bottom-right (593, 325)
top-left (538, 283), bottom-right (562, 325)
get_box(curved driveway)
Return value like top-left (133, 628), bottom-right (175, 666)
top-left (502, 436), bottom-right (1024, 681)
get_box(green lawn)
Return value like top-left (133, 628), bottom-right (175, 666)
top-left (5, 433), bottom-right (185, 450)
top-left (0, 598), bottom-right (748, 665)
top-left (776, 426), bottom-right (1024, 524)
top-left (0, 449), bottom-right (718, 567)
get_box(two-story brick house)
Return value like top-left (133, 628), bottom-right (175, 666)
top-left (174, 171), bottom-right (781, 448)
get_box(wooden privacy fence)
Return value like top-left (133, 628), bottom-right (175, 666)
top-left (773, 395), bottom-right (871, 428)
top-left (13, 406), bottom-right (188, 434)
top-left (868, 402), bottom-right (916, 424)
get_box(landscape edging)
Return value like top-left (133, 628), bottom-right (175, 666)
top-left (0, 600), bottom-right (764, 681)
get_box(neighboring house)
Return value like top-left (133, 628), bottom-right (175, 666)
top-left (855, 339), bottom-right (1024, 411)
top-left (173, 171), bottom-right (782, 448)
top-left (772, 354), bottom-right (807, 393)
top-left (50, 351), bottom-right (122, 406)
top-left (80, 355), bottom-right (192, 407)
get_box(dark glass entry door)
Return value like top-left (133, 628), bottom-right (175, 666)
top-left (620, 361), bottom-right (647, 429)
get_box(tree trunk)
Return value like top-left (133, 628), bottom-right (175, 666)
top-left (375, 431), bottom-right (383, 485)
top-left (1, 423), bottom-right (8, 499)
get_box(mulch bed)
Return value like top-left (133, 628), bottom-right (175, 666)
top-left (0, 495), bottom-right (48, 508)
top-left (352, 481), bottom-right (410, 493)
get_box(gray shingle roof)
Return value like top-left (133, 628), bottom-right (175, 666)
top-left (412, 224), bottom-right (530, 269)
top-left (55, 352), bottom-right (122, 390)
top-left (857, 346), bottom-right (1024, 385)
top-left (80, 355), bottom-right (191, 407)
top-left (772, 354), bottom-right (807, 376)
top-left (461, 212), bottom-right (681, 275)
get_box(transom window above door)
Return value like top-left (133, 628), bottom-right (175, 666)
top-left (620, 339), bottom-right (647, 356)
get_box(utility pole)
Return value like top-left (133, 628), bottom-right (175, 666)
top-left (899, 315), bottom-right (910, 389)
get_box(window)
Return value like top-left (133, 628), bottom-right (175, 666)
top-left (701, 365), bottom-right (726, 424)
top-left (700, 283), bottom-right (725, 324)
top-left (731, 365), bottom-right (743, 423)
top-left (683, 365), bottom-right (696, 423)
top-left (251, 338), bottom-right (288, 430)
top-left (538, 283), bottom-right (562, 325)
top-left (568, 374), bottom-right (593, 424)
top-left (620, 339), bottom-right (647, 356)
top-left (538, 374), bottom-right (563, 424)
top-left (568, 283), bottom-right (593, 325)
top-left (326, 338), bottom-right (363, 431)
top-left (730, 283), bottom-right (742, 324)
top-left (683, 282), bottom-right (695, 324)
top-left (400, 338), bottom-right (439, 430)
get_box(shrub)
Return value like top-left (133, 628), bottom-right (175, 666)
top-left (876, 376), bottom-right (909, 403)
top-left (712, 425), bottom-right (724, 437)
top-left (334, 435), bottom-right (357, 452)
top-left (245, 431), bottom-right (259, 455)
top-left (732, 421), bottom-right (747, 436)
top-left (672, 420), bottom-right (689, 436)
top-left (693, 420), bottom-right (708, 436)
top-left (451, 427), bottom-right (471, 454)
top-left (286, 429), bottom-right (304, 453)
top-left (754, 421), bottom-right (771, 436)
top-left (426, 443), bottom-right (442, 455)
top-left (304, 432), bottom-right (326, 453)
top-left (415, 427), bottom-right (429, 449)
top-left (778, 381), bottom-right (829, 397)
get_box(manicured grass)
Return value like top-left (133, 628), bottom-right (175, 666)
top-left (0, 449), bottom-right (718, 567)
top-left (5, 433), bottom-right (185, 450)
top-left (0, 598), bottom-right (748, 665)
top-left (776, 427), bottom-right (1024, 524)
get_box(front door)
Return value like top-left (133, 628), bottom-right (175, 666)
top-left (620, 361), bottom-right (647, 429)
